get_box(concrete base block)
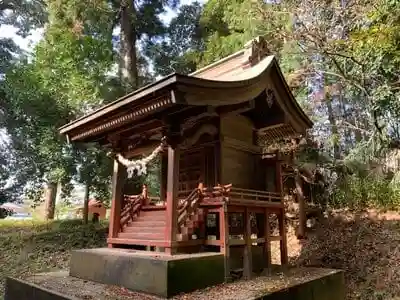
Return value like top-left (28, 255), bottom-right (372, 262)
top-left (4, 266), bottom-right (345, 300)
top-left (69, 248), bottom-right (225, 298)
top-left (4, 277), bottom-right (74, 300)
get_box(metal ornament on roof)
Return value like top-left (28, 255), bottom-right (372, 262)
top-left (266, 89), bottom-right (275, 108)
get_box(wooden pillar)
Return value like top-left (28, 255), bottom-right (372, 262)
top-left (160, 152), bottom-right (167, 201)
top-left (243, 208), bottom-right (252, 279)
top-left (165, 145), bottom-right (180, 254)
top-left (219, 204), bottom-right (230, 281)
top-left (264, 208), bottom-right (272, 271)
top-left (275, 159), bottom-right (283, 194)
top-left (276, 160), bottom-right (288, 265)
top-left (108, 159), bottom-right (126, 247)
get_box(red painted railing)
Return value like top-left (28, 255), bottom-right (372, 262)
top-left (120, 194), bottom-right (142, 228)
top-left (177, 187), bottom-right (202, 230)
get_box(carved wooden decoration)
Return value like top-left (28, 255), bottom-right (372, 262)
top-left (180, 124), bottom-right (218, 148)
top-left (181, 109), bottom-right (218, 134)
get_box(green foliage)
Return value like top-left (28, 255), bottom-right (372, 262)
top-left (330, 175), bottom-right (400, 210)
top-left (0, 219), bottom-right (108, 297)
top-left (0, 0), bottom-right (47, 73)
top-left (149, 2), bottom-right (205, 75)
top-left (1, 0), bottom-right (115, 205)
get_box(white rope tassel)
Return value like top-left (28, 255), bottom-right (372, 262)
top-left (116, 143), bottom-right (164, 178)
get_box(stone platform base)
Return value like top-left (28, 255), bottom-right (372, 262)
top-left (70, 248), bottom-right (225, 298)
top-left (5, 266), bottom-right (345, 300)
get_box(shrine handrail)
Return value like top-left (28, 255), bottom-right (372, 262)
top-left (229, 187), bottom-right (282, 202)
top-left (120, 194), bottom-right (143, 228)
top-left (177, 187), bottom-right (202, 230)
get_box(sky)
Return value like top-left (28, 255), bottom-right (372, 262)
top-left (0, 0), bottom-right (200, 53)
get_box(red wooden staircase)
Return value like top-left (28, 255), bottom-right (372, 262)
top-left (116, 187), bottom-right (206, 246)
top-left (118, 208), bottom-right (166, 241)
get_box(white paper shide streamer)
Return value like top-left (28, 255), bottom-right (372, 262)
top-left (116, 143), bottom-right (164, 177)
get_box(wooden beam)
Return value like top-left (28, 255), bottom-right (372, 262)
top-left (164, 145), bottom-right (180, 254)
top-left (243, 208), bottom-right (252, 279)
top-left (108, 160), bottom-right (126, 247)
top-left (219, 204), bottom-right (230, 282)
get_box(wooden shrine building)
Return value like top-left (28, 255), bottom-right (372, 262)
top-left (59, 37), bottom-right (313, 279)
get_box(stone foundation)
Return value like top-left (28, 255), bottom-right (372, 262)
top-left (69, 248), bottom-right (225, 298)
top-left (5, 266), bottom-right (344, 300)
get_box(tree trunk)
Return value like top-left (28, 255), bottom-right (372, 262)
top-left (326, 95), bottom-right (340, 160)
top-left (295, 171), bottom-right (306, 239)
top-left (83, 183), bottom-right (89, 224)
top-left (44, 182), bottom-right (57, 220)
top-left (120, 0), bottom-right (138, 90)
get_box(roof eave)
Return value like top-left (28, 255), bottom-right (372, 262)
top-left (59, 73), bottom-right (179, 135)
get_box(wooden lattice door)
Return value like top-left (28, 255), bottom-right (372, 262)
top-left (179, 148), bottom-right (204, 193)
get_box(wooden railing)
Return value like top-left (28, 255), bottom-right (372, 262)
top-left (120, 194), bottom-right (143, 228)
top-left (229, 187), bottom-right (282, 203)
top-left (177, 187), bottom-right (202, 230)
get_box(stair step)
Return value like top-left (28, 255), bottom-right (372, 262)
top-left (136, 214), bottom-right (166, 220)
top-left (108, 237), bottom-right (167, 247)
top-left (140, 210), bottom-right (166, 216)
top-left (118, 232), bottom-right (164, 240)
top-left (132, 220), bottom-right (166, 227)
top-left (136, 218), bottom-right (166, 223)
top-left (123, 226), bottom-right (164, 233)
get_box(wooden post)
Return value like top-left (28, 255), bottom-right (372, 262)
top-left (264, 208), bottom-right (272, 271)
top-left (165, 145), bottom-right (180, 254)
top-left (220, 204), bottom-right (230, 282)
top-left (295, 171), bottom-right (306, 239)
top-left (275, 159), bottom-right (283, 194)
top-left (278, 211), bottom-right (288, 265)
top-left (276, 160), bottom-right (288, 265)
top-left (108, 159), bottom-right (126, 247)
top-left (160, 152), bottom-right (167, 202)
top-left (243, 208), bottom-right (252, 279)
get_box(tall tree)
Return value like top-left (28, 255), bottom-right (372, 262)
top-left (1, 0), bottom-right (116, 219)
top-left (113, 0), bottom-right (179, 89)
top-left (149, 2), bottom-right (205, 76)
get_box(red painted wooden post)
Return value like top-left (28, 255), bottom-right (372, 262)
top-left (142, 184), bottom-right (149, 205)
top-left (165, 145), bottom-right (180, 254)
top-left (275, 160), bottom-right (288, 265)
top-left (219, 203), bottom-right (230, 281)
top-left (160, 152), bottom-right (167, 203)
top-left (243, 208), bottom-right (252, 279)
top-left (108, 159), bottom-right (126, 247)
top-left (264, 208), bottom-right (272, 271)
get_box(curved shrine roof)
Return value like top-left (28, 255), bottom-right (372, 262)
top-left (59, 37), bottom-right (313, 143)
